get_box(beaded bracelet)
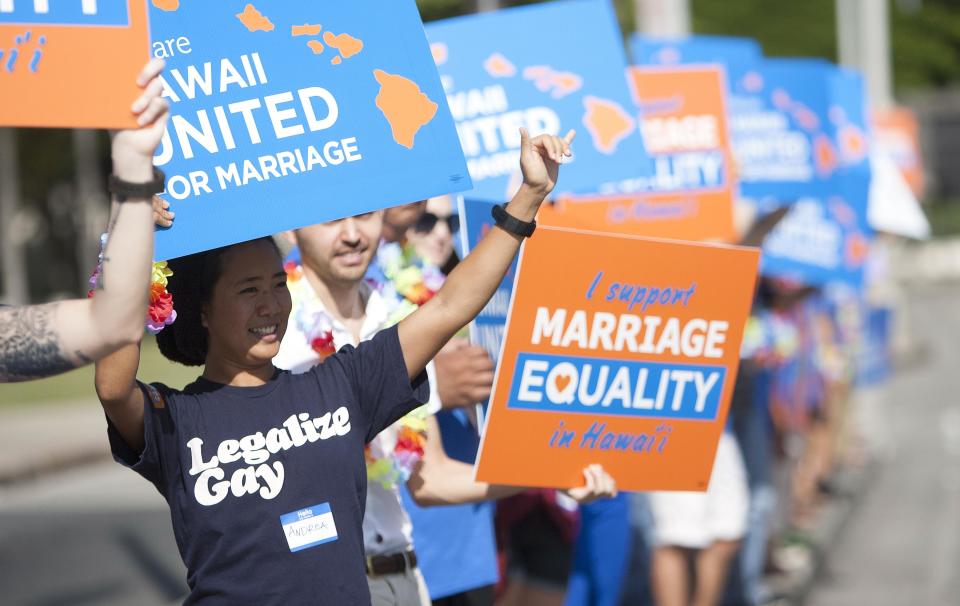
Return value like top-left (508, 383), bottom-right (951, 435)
top-left (87, 232), bottom-right (177, 334)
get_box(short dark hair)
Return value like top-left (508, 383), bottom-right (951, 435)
top-left (156, 237), bottom-right (279, 366)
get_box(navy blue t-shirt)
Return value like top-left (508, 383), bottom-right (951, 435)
top-left (108, 326), bottom-right (428, 605)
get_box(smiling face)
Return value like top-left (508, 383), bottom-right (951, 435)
top-left (202, 239), bottom-right (292, 369)
top-left (294, 211), bottom-right (384, 287)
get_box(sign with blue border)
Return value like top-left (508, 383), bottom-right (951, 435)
top-left (508, 352), bottom-right (725, 421)
top-left (426, 0), bottom-right (652, 203)
top-left (150, 0), bottom-right (470, 260)
top-left (459, 198), bottom-right (516, 364)
top-left (630, 34), bottom-right (761, 72)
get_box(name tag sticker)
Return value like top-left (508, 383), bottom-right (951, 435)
top-left (280, 502), bottom-right (338, 552)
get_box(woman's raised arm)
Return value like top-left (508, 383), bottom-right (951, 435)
top-left (397, 128), bottom-right (573, 379)
top-left (0, 59), bottom-right (169, 384)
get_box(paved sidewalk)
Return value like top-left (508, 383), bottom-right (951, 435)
top-left (0, 398), bottom-right (112, 485)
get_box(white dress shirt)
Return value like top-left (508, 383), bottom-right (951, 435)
top-left (274, 279), bottom-right (441, 557)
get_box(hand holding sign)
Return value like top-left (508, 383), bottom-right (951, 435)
top-left (110, 58), bottom-right (170, 183)
top-left (564, 463), bottom-right (618, 504)
top-left (152, 195), bottom-right (175, 229)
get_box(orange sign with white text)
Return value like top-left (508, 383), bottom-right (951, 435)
top-left (0, 0), bottom-right (150, 128)
top-left (541, 66), bottom-right (737, 243)
top-left (475, 226), bottom-right (759, 492)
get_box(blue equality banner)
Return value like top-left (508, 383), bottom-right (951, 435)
top-left (458, 198), bottom-right (516, 364)
top-left (425, 0), bottom-right (652, 203)
top-left (149, 0), bottom-right (470, 260)
top-left (508, 352), bottom-right (725, 421)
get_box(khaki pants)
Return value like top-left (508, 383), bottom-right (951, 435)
top-left (367, 568), bottom-right (431, 606)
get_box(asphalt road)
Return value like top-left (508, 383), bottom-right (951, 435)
top-left (0, 461), bottom-right (187, 606)
top-left (807, 284), bottom-right (960, 606)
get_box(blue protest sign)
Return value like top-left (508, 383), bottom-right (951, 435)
top-left (632, 38), bottom-right (842, 205)
top-left (630, 34), bottom-right (761, 71)
top-left (829, 68), bottom-right (871, 177)
top-left (855, 305), bottom-right (892, 386)
top-left (426, 0), bottom-right (652, 203)
top-left (759, 63), bottom-right (872, 288)
top-left (759, 175), bottom-right (871, 288)
top-left (458, 198), bottom-right (516, 364)
top-left (149, 1), bottom-right (470, 260)
top-left (734, 58), bottom-right (840, 203)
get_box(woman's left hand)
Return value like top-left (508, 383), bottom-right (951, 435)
top-left (111, 58), bottom-right (169, 183)
top-left (563, 463), bottom-right (618, 504)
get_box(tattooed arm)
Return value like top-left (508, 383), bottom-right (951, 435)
top-left (0, 59), bottom-right (169, 384)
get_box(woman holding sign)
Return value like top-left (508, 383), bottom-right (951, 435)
top-left (0, 59), bottom-right (169, 383)
top-left (94, 128), bottom-right (613, 604)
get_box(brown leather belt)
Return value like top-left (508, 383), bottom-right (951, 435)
top-left (365, 549), bottom-right (418, 576)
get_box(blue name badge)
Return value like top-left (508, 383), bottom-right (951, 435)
top-left (0, 0), bottom-right (130, 26)
top-left (280, 502), bottom-right (338, 553)
top-left (507, 352), bottom-right (725, 421)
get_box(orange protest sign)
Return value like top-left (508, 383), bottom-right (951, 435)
top-left (873, 107), bottom-right (925, 199)
top-left (541, 66), bottom-right (736, 243)
top-left (0, 1), bottom-right (150, 129)
top-left (474, 226), bottom-right (759, 492)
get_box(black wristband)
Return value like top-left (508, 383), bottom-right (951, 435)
top-left (108, 168), bottom-right (165, 202)
top-left (491, 203), bottom-right (536, 238)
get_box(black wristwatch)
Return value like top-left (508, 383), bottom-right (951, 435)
top-left (491, 203), bottom-right (537, 238)
top-left (108, 168), bottom-right (165, 202)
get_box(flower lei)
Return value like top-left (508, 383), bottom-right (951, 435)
top-left (285, 244), bottom-right (445, 489)
top-left (88, 232), bottom-right (176, 334)
top-left (364, 241), bottom-right (446, 488)
top-left (374, 241), bottom-right (446, 325)
top-left (145, 261), bottom-right (177, 334)
top-left (284, 261), bottom-right (336, 359)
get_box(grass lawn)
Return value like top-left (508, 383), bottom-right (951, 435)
top-left (927, 199), bottom-right (960, 237)
top-left (0, 337), bottom-right (201, 408)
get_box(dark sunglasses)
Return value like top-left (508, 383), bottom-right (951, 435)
top-left (414, 212), bottom-right (460, 234)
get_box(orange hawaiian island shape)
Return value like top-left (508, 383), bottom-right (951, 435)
top-left (236, 4), bottom-right (274, 32)
top-left (582, 96), bottom-right (637, 155)
top-left (152, 0), bottom-right (179, 11)
top-left (374, 70), bottom-right (439, 149)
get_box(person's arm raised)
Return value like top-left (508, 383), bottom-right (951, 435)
top-left (91, 59), bottom-right (170, 452)
top-left (0, 59), bottom-right (169, 384)
top-left (397, 128), bottom-right (573, 379)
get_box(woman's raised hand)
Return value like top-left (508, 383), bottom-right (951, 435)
top-left (518, 127), bottom-right (575, 197)
top-left (111, 58), bottom-right (170, 182)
